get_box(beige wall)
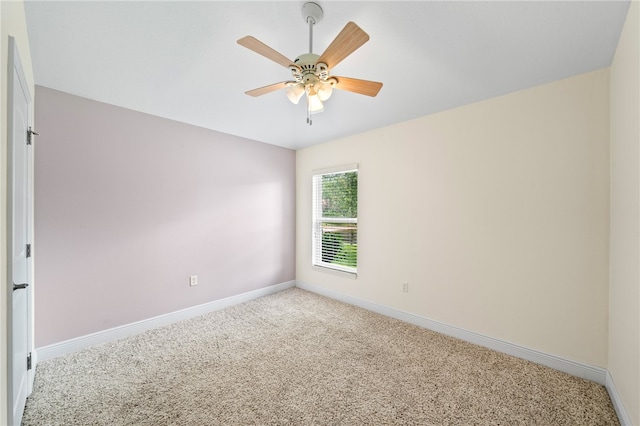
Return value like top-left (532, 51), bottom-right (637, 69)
top-left (609, 1), bottom-right (640, 424)
top-left (297, 69), bottom-right (610, 368)
top-left (1, 0), bottom-right (35, 422)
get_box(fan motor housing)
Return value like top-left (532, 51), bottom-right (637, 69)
top-left (291, 53), bottom-right (330, 84)
top-left (294, 53), bottom-right (319, 69)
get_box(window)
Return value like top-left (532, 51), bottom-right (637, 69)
top-left (312, 165), bottom-right (358, 277)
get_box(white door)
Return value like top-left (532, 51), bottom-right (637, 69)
top-left (8, 36), bottom-right (34, 426)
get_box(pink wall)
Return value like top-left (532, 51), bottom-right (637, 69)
top-left (34, 86), bottom-right (295, 347)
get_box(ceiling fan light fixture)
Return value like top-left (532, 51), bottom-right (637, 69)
top-left (315, 82), bottom-right (333, 101)
top-left (286, 84), bottom-right (305, 104)
top-left (307, 93), bottom-right (324, 113)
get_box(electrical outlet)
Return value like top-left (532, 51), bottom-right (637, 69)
top-left (402, 281), bottom-right (409, 292)
top-left (190, 275), bottom-right (198, 287)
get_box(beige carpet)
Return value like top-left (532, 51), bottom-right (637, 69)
top-left (22, 288), bottom-right (619, 425)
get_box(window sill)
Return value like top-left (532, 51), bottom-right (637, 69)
top-left (313, 265), bottom-right (357, 280)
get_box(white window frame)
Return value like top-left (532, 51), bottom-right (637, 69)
top-left (312, 164), bottom-right (358, 279)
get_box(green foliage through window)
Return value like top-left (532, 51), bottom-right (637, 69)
top-left (321, 225), bottom-right (357, 268)
top-left (322, 172), bottom-right (357, 218)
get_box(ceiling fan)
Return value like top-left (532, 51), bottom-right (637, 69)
top-left (237, 2), bottom-right (383, 125)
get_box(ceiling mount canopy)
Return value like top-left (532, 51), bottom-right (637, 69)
top-left (237, 2), bottom-right (383, 125)
top-left (302, 1), bottom-right (323, 25)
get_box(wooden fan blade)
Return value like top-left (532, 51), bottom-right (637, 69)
top-left (237, 36), bottom-right (294, 68)
top-left (245, 81), bottom-right (290, 97)
top-left (317, 22), bottom-right (369, 69)
top-left (333, 77), bottom-right (383, 97)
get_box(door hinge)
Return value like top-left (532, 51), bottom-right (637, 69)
top-left (27, 353), bottom-right (32, 370)
top-left (26, 243), bottom-right (31, 258)
top-left (27, 127), bottom-right (39, 145)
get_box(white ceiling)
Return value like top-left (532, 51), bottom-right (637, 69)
top-left (24, 1), bottom-right (630, 150)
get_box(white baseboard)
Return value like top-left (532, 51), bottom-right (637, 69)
top-left (606, 370), bottom-right (634, 426)
top-left (295, 281), bottom-right (608, 385)
top-left (37, 280), bottom-right (295, 362)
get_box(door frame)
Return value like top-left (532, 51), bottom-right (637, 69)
top-left (6, 35), bottom-right (35, 426)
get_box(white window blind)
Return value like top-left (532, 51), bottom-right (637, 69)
top-left (312, 165), bottom-right (358, 276)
